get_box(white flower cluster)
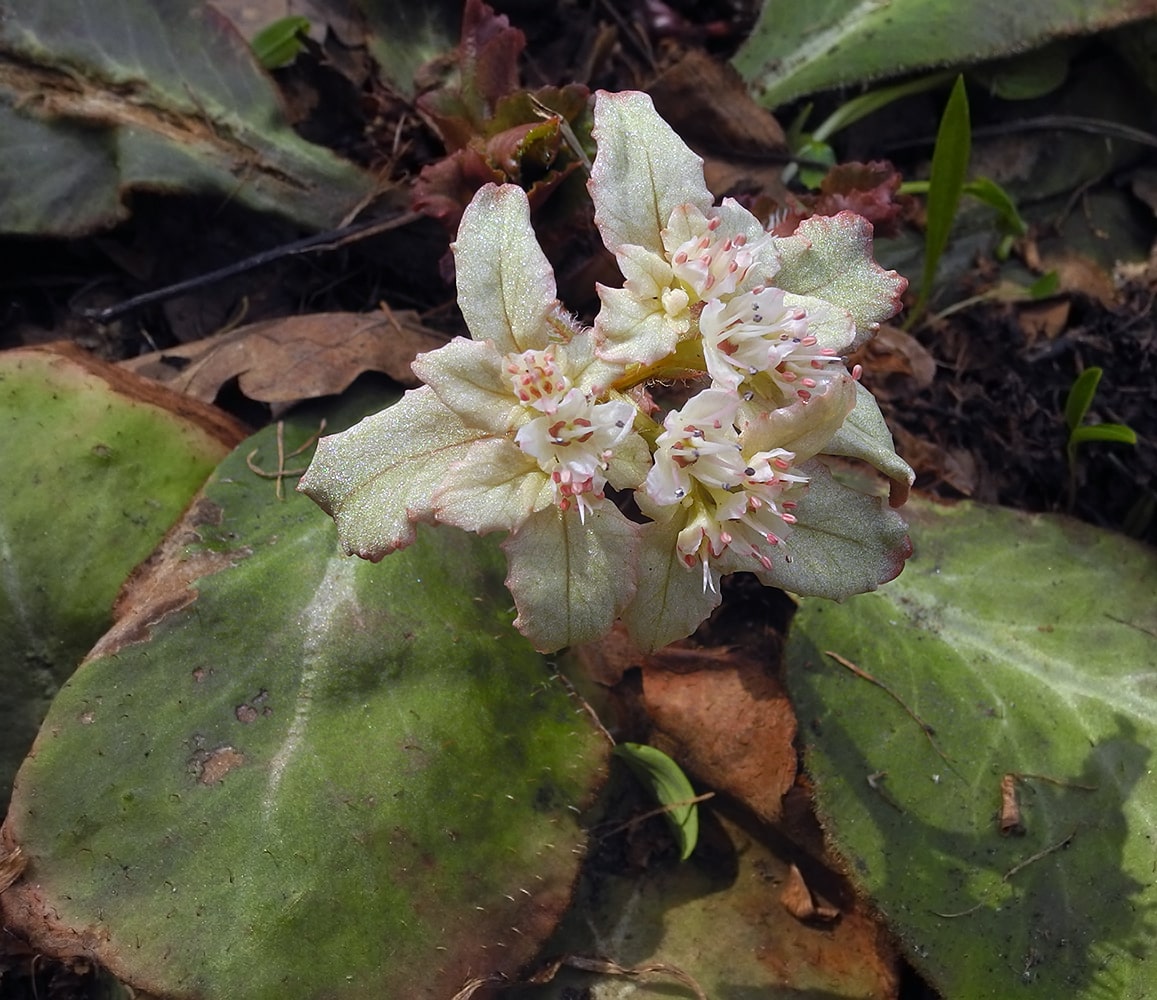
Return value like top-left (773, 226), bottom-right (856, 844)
top-left (300, 91), bottom-right (914, 653)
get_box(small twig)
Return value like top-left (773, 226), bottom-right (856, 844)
top-left (1002, 828), bottom-right (1077, 882)
top-left (77, 212), bottom-right (422, 325)
top-left (597, 791), bottom-right (716, 842)
top-left (824, 650), bottom-right (954, 765)
top-left (1105, 613), bottom-right (1157, 641)
top-left (1013, 772), bottom-right (1097, 792)
top-left (548, 669), bottom-right (615, 747)
top-left (246, 419), bottom-right (327, 499)
top-left (931, 901), bottom-right (985, 919)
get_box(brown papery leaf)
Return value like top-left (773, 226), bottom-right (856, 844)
top-left (122, 311), bottom-right (447, 405)
top-left (781, 863), bottom-right (841, 923)
top-left (640, 648), bottom-right (797, 824)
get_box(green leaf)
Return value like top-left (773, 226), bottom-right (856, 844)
top-left (298, 386), bottom-right (489, 560)
top-left (0, 0), bottom-right (373, 235)
top-left (0, 347), bottom-right (236, 815)
top-left (914, 76), bottom-right (970, 320)
top-left (821, 382), bottom-right (916, 505)
top-left (503, 504), bottom-right (640, 652)
top-left (3, 390), bottom-right (609, 1000)
top-left (811, 70), bottom-right (957, 143)
top-left (740, 460), bottom-right (911, 600)
top-left (1064, 366), bottom-right (1103, 433)
top-left (251, 15), bottom-right (310, 70)
top-left (732, 0), bottom-right (1157, 109)
top-left (772, 213), bottom-right (908, 350)
top-left (963, 177), bottom-right (1028, 236)
top-left (1070, 423), bottom-right (1138, 447)
top-left (589, 90), bottom-right (712, 257)
top-left (613, 743), bottom-right (699, 861)
top-left (356, 0), bottom-right (463, 99)
top-left (786, 498), bottom-right (1157, 998)
top-left (1029, 270), bottom-right (1060, 298)
top-left (451, 184), bottom-right (559, 355)
top-left (623, 517), bottom-right (723, 653)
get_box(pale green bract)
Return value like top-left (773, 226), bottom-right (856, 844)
top-left (300, 91), bottom-right (915, 653)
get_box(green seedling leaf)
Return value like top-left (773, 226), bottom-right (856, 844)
top-left (614, 743), bottom-right (699, 860)
top-left (911, 76), bottom-right (971, 323)
top-left (1064, 366), bottom-right (1103, 432)
top-left (796, 136), bottom-right (837, 190)
top-left (1069, 423), bottom-right (1139, 447)
top-left (812, 70), bottom-right (957, 144)
top-left (733, 0), bottom-right (1157, 108)
top-left (787, 497), bottom-right (1157, 999)
top-left (0, 345), bottom-right (241, 815)
top-left (251, 15), bottom-right (310, 69)
top-left (1028, 270), bottom-right (1060, 298)
top-left (1, 387), bottom-right (609, 1000)
top-left (962, 178), bottom-right (1028, 236)
top-left (0, 0), bottom-right (374, 235)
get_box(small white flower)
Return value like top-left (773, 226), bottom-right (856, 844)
top-left (643, 389), bottom-right (808, 590)
top-left (699, 285), bottom-right (849, 403)
top-left (515, 388), bottom-right (637, 521)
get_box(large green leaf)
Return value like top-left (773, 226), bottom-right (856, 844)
top-left (524, 807), bottom-right (899, 998)
top-left (0, 346), bottom-right (239, 816)
top-left (786, 498), bottom-right (1157, 998)
top-left (733, 0), bottom-right (1157, 108)
top-left (1, 389), bottom-right (608, 999)
top-left (0, 0), bottom-right (374, 235)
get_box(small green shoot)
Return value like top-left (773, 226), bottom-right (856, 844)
top-left (1064, 366), bottom-right (1137, 510)
top-left (613, 742), bottom-right (700, 860)
top-left (252, 15), bottom-right (311, 70)
top-left (901, 176), bottom-right (1027, 261)
top-left (783, 71), bottom-right (954, 187)
top-left (908, 75), bottom-right (971, 326)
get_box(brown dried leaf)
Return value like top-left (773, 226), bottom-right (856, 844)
top-left (0, 845), bottom-right (27, 894)
top-left (649, 49), bottom-right (789, 200)
top-left (853, 323), bottom-right (937, 401)
top-left (121, 311), bottom-right (447, 404)
top-left (891, 424), bottom-right (979, 497)
top-left (781, 863), bottom-right (841, 923)
top-left (640, 650), bottom-right (797, 823)
top-left (1015, 298), bottom-right (1071, 345)
top-left (999, 773), bottom-right (1026, 836)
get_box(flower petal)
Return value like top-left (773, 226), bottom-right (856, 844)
top-left (452, 183), bottom-right (558, 354)
top-left (411, 336), bottom-right (520, 434)
top-left (740, 372), bottom-right (858, 460)
top-left (503, 504), bottom-right (640, 652)
top-left (590, 90), bottom-right (712, 256)
top-left (298, 386), bottom-right (487, 559)
top-left (773, 211), bottom-right (907, 350)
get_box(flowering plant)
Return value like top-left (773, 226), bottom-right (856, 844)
top-left (299, 91), bottom-right (913, 653)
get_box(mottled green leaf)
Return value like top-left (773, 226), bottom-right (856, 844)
top-left (0, 346), bottom-right (237, 815)
top-left (787, 498), bottom-right (1157, 999)
top-left (0, 0), bottom-right (373, 235)
top-left (733, 0), bottom-right (1157, 109)
top-left (2, 389), bottom-right (608, 1000)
